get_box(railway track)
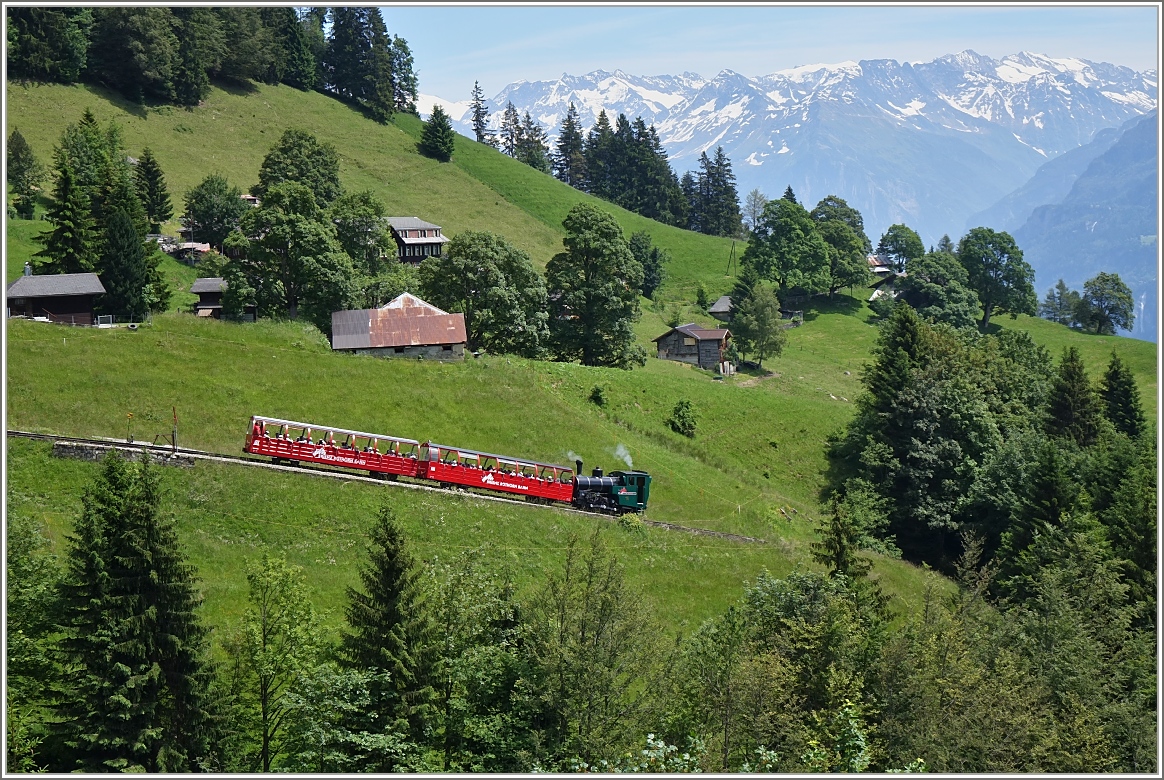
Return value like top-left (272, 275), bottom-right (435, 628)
top-left (8, 430), bottom-right (767, 545)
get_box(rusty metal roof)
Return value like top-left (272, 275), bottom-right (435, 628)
top-left (332, 294), bottom-right (466, 350)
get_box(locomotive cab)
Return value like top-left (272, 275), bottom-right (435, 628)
top-left (610, 470), bottom-right (651, 512)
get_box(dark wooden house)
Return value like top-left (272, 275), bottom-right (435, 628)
top-left (652, 323), bottom-right (731, 370)
top-left (6, 267), bottom-right (106, 325)
top-left (331, 293), bottom-right (467, 360)
top-left (385, 217), bottom-right (450, 263)
top-left (190, 277), bottom-right (255, 320)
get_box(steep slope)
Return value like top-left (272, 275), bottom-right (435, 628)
top-left (1014, 112), bottom-right (1158, 341)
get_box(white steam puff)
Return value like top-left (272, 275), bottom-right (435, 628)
top-left (611, 443), bottom-right (633, 468)
top-left (567, 451), bottom-right (582, 463)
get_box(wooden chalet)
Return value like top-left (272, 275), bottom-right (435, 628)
top-left (6, 265), bottom-right (106, 325)
top-left (385, 217), bottom-right (449, 263)
top-left (331, 292), bottom-right (466, 360)
top-left (653, 323), bottom-right (732, 371)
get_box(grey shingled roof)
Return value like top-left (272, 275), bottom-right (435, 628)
top-left (709, 295), bottom-right (732, 314)
top-left (6, 272), bottom-right (106, 298)
top-left (652, 323), bottom-right (731, 343)
top-left (386, 217), bottom-right (442, 231)
top-left (190, 277), bottom-right (226, 294)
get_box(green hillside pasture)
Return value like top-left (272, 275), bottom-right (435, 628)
top-left (7, 312), bottom-right (858, 533)
top-left (395, 112), bottom-right (740, 300)
top-left (7, 441), bottom-right (941, 641)
top-left (4, 81), bottom-right (563, 265)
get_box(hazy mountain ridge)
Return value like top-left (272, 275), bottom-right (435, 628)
top-left (1013, 112), bottom-right (1158, 341)
top-left (422, 51), bottom-right (1154, 245)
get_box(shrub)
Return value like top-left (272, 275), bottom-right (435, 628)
top-left (589, 384), bottom-right (607, 406)
top-left (667, 399), bottom-right (697, 438)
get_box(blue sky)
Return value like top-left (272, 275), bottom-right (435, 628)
top-left (381, 4), bottom-right (1160, 100)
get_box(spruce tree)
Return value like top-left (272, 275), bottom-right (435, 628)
top-left (1045, 346), bottom-right (1102, 447)
top-left (133, 147), bottom-right (172, 233)
top-left (419, 105), bottom-right (456, 162)
top-left (34, 165), bottom-right (98, 274)
top-left (469, 80), bottom-right (493, 145)
top-left (339, 505), bottom-right (436, 760)
top-left (583, 109), bottom-right (614, 198)
top-left (364, 9), bottom-right (396, 122)
top-left (553, 102), bottom-right (586, 186)
top-left (1099, 351), bottom-right (1145, 439)
top-left (516, 111), bottom-right (551, 172)
top-left (389, 35), bottom-right (418, 114)
top-left (52, 451), bottom-right (213, 772)
top-left (782, 185), bottom-right (797, 204)
top-left (499, 101), bottom-right (521, 157)
top-left (99, 209), bottom-right (150, 321)
top-left (7, 128), bottom-right (46, 218)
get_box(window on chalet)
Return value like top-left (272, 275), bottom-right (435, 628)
top-left (683, 337), bottom-right (696, 346)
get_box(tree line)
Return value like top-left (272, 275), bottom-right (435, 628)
top-left (5, 7), bottom-right (417, 121)
top-left (9, 439), bottom-right (1155, 772)
top-left (463, 93), bottom-right (743, 238)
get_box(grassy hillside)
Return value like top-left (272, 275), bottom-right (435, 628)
top-left (5, 79), bottom-right (1156, 640)
top-left (5, 81), bottom-right (736, 300)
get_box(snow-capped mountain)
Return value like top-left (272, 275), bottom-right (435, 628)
top-left (427, 51), bottom-right (1155, 245)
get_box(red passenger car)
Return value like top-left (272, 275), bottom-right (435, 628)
top-left (244, 415), bottom-right (421, 479)
top-left (417, 442), bottom-right (575, 503)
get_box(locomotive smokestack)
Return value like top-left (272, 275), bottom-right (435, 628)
top-left (575, 459), bottom-right (583, 475)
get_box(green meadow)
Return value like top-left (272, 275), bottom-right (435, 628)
top-left (5, 80), bottom-right (1155, 638)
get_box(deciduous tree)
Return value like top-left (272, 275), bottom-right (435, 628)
top-left (956, 227), bottom-right (1036, 331)
top-left (547, 203), bottom-right (645, 369)
top-left (418, 230), bottom-right (549, 357)
top-left (251, 128), bottom-right (342, 207)
top-left (1078, 272), bottom-right (1134, 335)
top-left (741, 198), bottom-right (829, 296)
top-left (876, 223), bottom-right (925, 272)
top-left (183, 173), bottom-right (249, 250)
top-left (731, 284), bottom-right (787, 367)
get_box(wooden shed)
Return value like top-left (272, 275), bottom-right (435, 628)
top-left (6, 267), bottom-right (106, 325)
top-left (652, 323), bottom-right (731, 370)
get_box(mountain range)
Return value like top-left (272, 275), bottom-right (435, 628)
top-left (418, 50), bottom-right (1157, 341)
top-left (420, 51), bottom-right (1154, 244)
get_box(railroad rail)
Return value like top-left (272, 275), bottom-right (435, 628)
top-left (8, 430), bottom-right (767, 545)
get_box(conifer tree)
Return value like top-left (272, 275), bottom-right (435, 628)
top-left (389, 35), bottom-right (418, 114)
top-left (628, 230), bottom-right (669, 300)
top-left (133, 147), bottom-right (172, 232)
top-left (553, 102), bottom-right (586, 185)
top-left (782, 185), bottom-right (797, 204)
top-left (469, 80), bottom-right (494, 145)
top-left (339, 505), bottom-right (437, 760)
top-left (364, 10), bottom-right (396, 123)
top-left (7, 128), bottom-right (46, 218)
top-left (34, 165), bottom-right (98, 274)
top-left (583, 109), bottom-right (614, 198)
top-left (52, 451), bottom-right (214, 772)
top-left (1045, 346), bottom-right (1102, 447)
top-left (516, 111), bottom-right (551, 172)
top-left (419, 105), bottom-right (456, 162)
top-left (811, 495), bottom-right (873, 578)
top-left (98, 209), bottom-right (150, 321)
top-left (499, 101), bottom-right (521, 157)
top-left (1099, 351), bottom-right (1145, 439)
